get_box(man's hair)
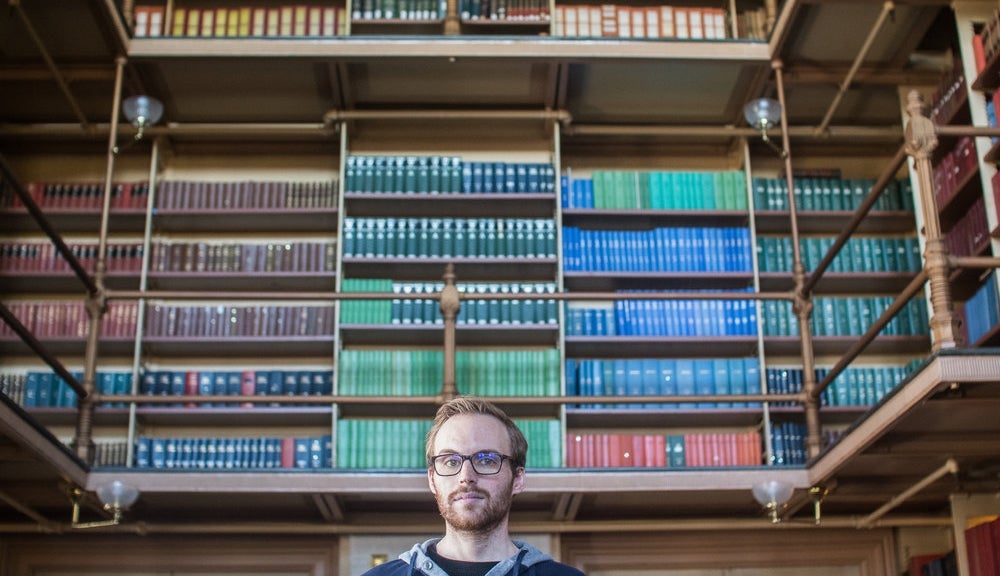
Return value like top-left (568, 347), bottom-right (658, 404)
top-left (425, 395), bottom-right (528, 471)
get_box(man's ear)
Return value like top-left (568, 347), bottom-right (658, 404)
top-left (428, 468), bottom-right (438, 495)
top-left (512, 466), bottom-right (526, 495)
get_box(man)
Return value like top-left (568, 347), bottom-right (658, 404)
top-left (361, 395), bottom-right (585, 576)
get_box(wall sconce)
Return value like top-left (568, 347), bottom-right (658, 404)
top-left (71, 480), bottom-right (140, 529)
top-left (114, 95), bottom-right (163, 153)
top-left (743, 97), bottom-right (787, 158)
top-left (752, 479), bottom-right (794, 523)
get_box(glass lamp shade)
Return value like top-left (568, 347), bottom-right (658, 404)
top-left (121, 95), bottom-right (164, 127)
top-left (743, 98), bottom-right (782, 130)
top-left (752, 479), bottom-right (795, 507)
top-left (96, 480), bottom-right (140, 510)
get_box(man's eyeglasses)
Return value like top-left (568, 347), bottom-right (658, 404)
top-left (429, 452), bottom-right (510, 476)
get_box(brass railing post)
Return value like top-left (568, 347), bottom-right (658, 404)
top-left (904, 90), bottom-right (957, 350)
top-left (774, 60), bottom-right (822, 459)
top-left (74, 55), bottom-right (128, 463)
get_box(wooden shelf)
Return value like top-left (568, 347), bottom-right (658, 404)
top-left (0, 208), bottom-right (148, 233)
top-left (759, 271), bottom-right (919, 294)
top-left (566, 406), bottom-right (766, 428)
top-left (763, 334), bottom-right (931, 357)
top-left (134, 406), bottom-right (333, 427)
top-left (147, 271), bottom-right (337, 292)
top-left (141, 336), bottom-right (337, 357)
top-left (153, 208), bottom-right (338, 233)
top-left (564, 335), bottom-right (760, 358)
top-left (342, 256), bottom-right (558, 281)
top-left (339, 323), bottom-right (559, 347)
top-left (0, 270), bottom-right (140, 294)
top-left (564, 271), bottom-right (754, 291)
top-left (345, 192), bottom-right (556, 218)
top-left (562, 208), bottom-right (749, 229)
top-left (754, 210), bottom-right (916, 234)
top-left (0, 337), bottom-right (136, 358)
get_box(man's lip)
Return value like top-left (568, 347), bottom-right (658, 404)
top-left (452, 491), bottom-right (485, 502)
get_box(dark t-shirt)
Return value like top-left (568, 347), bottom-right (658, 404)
top-left (428, 544), bottom-right (499, 576)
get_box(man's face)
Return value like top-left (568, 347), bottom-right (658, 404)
top-left (427, 413), bottom-right (525, 534)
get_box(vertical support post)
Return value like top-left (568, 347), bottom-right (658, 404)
top-left (774, 60), bottom-right (822, 459)
top-left (74, 55), bottom-right (126, 463)
top-left (904, 90), bottom-right (957, 350)
top-left (444, 0), bottom-right (460, 35)
top-left (439, 263), bottom-right (461, 401)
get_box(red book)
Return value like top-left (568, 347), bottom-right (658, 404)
top-left (184, 371), bottom-right (199, 408)
top-left (974, 33), bottom-right (987, 74)
top-left (280, 437), bottom-right (296, 468)
top-left (240, 370), bottom-right (255, 408)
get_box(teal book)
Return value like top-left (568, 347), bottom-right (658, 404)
top-left (744, 356), bottom-right (760, 407)
top-left (728, 357), bottom-right (746, 407)
top-left (641, 359), bottom-right (659, 408)
top-left (658, 358), bottom-right (676, 409)
top-left (666, 435), bottom-right (686, 467)
top-left (675, 359), bottom-right (695, 409)
top-left (625, 359), bottom-right (643, 406)
top-left (712, 358), bottom-right (731, 408)
top-left (693, 359), bottom-right (714, 408)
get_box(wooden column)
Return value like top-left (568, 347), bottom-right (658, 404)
top-left (439, 263), bottom-right (461, 401)
top-left (904, 90), bottom-right (957, 350)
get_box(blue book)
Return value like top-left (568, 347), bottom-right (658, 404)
top-left (590, 359), bottom-right (605, 409)
top-left (612, 359), bottom-right (628, 408)
top-left (658, 358), bottom-right (676, 409)
top-left (693, 359), bottom-right (714, 408)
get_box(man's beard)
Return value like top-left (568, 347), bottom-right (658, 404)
top-left (434, 482), bottom-right (513, 534)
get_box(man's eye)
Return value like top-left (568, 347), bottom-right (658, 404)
top-left (477, 453), bottom-right (500, 466)
top-left (442, 456), bottom-right (461, 467)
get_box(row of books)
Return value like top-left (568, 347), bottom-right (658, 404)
top-left (760, 297), bottom-right (929, 337)
top-left (552, 5), bottom-right (727, 40)
top-left (338, 349), bottom-right (560, 397)
top-left (769, 422), bottom-right (807, 466)
top-left (352, 0), bottom-right (446, 20)
top-left (566, 357), bottom-right (761, 409)
top-left (964, 516), bottom-right (1000, 576)
top-left (0, 242), bottom-right (144, 273)
top-left (565, 296), bottom-right (758, 337)
top-left (766, 364), bottom-right (913, 408)
top-left (336, 418), bottom-right (562, 468)
top-left (751, 177), bottom-right (914, 212)
top-left (566, 431), bottom-right (761, 468)
top-left (135, 434), bottom-right (332, 470)
top-left (974, 9), bottom-right (1000, 74)
top-left (139, 369), bottom-right (334, 407)
top-left (345, 155), bottom-right (556, 195)
top-left (149, 240), bottom-right (337, 273)
top-left (155, 179), bottom-right (338, 210)
top-left (560, 170), bottom-right (747, 211)
top-left (342, 217), bottom-right (558, 259)
top-left (757, 236), bottom-right (922, 273)
top-left (961, 273), bottom-right (999, 345)
top-left (2, 182), bottom-right (149, 210)
top-left (944, 195), bottom-right (989, 258)
top-left (145, 304), bottom-right (335, 338)
top-left (934, 136), bottom-right (979, 208)
top-left (459, 0), bottom-right (549, 21)
top-left (142, 5), bottom-right (347, 38)
top-left (733, 6), bottom-right (768, 41)
top-left (0, 302), bottom-right (137, 339)
top-left (562, 226), bottom-right (753, 272)
top-left (1, 371), bottom-right (133, 409)
top-left (54, 438), bottom-right (130, 468)
top-left (928, 69), bottom-right (965, 127)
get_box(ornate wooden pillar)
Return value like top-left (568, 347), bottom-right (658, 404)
top-left (904, 90), bottom-right (957, 350)
top-left (439, 263), bottom-right (461, 401)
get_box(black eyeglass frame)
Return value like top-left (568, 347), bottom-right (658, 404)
top-left (428, 452), bottom-right (512, 476)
